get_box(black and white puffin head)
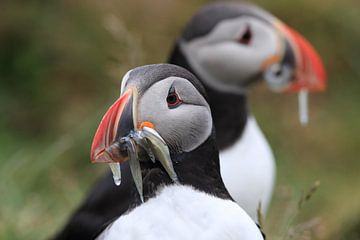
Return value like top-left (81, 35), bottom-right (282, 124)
top-left (90, 64), bottom-right (226, 201)
top-left (172, 2), bottom-right (326, 94)
top-left (118, 64), bottom-right (212, 153)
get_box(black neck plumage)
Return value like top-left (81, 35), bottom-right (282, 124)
top-left (168, 42), bottom-right (249, 150)
top-left (93, 132), bottom-right (232, 238)
top-left (171, 131), bottom-right (232, 200)
top-left (141, 131), bottom-right (232, 202)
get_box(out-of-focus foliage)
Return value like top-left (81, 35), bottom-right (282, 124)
top-left (0, 0), bottom-right (359, 239)
top-left (340, 217), bottom-right (360, 240)
top-left (1, 1), bottom-right (111, 136)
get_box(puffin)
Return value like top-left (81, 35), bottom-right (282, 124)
top-left (53, 2), bottom-right (326, 239)
top-left (167, 2), bottom-right (326, 221)
top-left (91, 63), bottom-right (265, 240)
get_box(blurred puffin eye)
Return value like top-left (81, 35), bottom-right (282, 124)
top-left (238, 25), bottom-right (252, 45)
top-left (167, 87), bottom-right (182, 109)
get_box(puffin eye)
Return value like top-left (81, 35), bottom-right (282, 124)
top-left (238, 25), bottom-right (252, 45)
top-left (167, 88), bottom-right (182, 109)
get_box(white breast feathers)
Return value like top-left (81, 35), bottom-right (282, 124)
top-left (98, 185), bottom-right (263, 240)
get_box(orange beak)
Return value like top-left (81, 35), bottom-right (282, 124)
top-left (90, 88), bottom-right (134, 164)
top-left (279, 22), bottom-right (327, 92)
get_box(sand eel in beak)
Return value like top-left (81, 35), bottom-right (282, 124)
top-left (91, 98), bottom-right (179, 202)
top-left (91, 64), bottom-right (264, 240)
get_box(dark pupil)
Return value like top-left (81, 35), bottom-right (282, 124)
top-left (167, 94), bottom-right (178, 104)
top-left (239, 26), bottom-right (252, 44)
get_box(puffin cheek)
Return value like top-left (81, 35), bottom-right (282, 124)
top-left (171, 105), bottom-right (212, 153)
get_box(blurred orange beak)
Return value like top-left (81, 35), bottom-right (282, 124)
top-left (278, 22), bottom-right (327, 92)
top-left (90, 88), bottom-right (134, 164)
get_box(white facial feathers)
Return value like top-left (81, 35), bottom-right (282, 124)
top-left (180, 16), bottom-right (279, 93)
top-left (137, 77), bottom-right (212, 152)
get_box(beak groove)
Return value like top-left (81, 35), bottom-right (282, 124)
top-left (279, 23), bottom-right (327, 92)
top-left (267, 21), bottom-right (327, 125)
top-left (90, 89), bottom-right (133, 164)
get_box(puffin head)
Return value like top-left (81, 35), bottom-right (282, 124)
top-left (90, 64), bottom-right (222, 201)
top-left (176, 2), bottom-right (326, 94)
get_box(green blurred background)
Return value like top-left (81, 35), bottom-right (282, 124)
top-left (0, 0), bottom-right (359, 239)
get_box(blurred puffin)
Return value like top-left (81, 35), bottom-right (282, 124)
top-left (53, 2), bottom-right (325, 239)
top-left (168, 2), bottom-right (326, 220)
top-left (91, 64), bottom-right (265, 240)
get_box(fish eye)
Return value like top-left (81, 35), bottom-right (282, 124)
top-left (264, 63), bottom-right (293, 91)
